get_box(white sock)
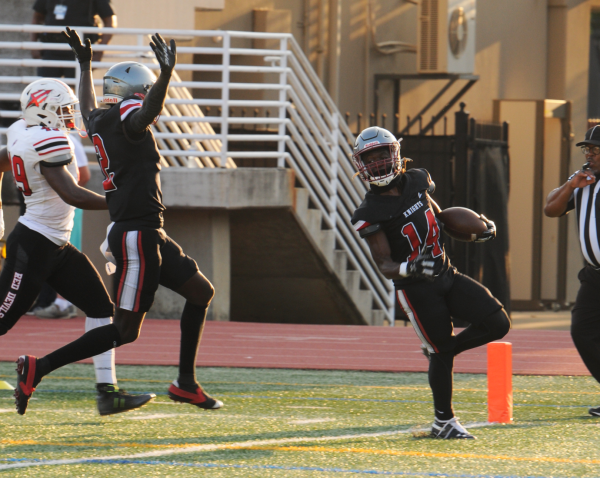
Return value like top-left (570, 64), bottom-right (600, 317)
top-left (85, 317), bottom-right (117, 385)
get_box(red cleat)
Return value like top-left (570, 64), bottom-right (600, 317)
top-left (14, 355), bottom-right (42, 415)
top-left (168, 380), bottom-right (223, 410)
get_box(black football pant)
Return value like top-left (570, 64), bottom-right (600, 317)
top-left (0, 223), bottom-right (114, 336)
top-left (397, 266), bottom-right (510, 421)
top-left (571, 266), bottom-right (600, 384)
top-left (39, 222), bottom-right (210, 388)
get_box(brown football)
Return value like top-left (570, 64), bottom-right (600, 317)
top-left (437, 207), bottom-right (487, 242)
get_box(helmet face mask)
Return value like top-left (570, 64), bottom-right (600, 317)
top-left (20, 79), bottom-right (82, 131)
top-left (352, 127), bottom-right (404, 187)
top-left (102, 61), bottom-right (156, 104)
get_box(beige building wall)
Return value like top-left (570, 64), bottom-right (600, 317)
top-left (111, 0), bottom-right (224, 30)
top-left (184, 0), bottom-right (594, 306)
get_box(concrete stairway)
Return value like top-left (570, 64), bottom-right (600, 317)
top-left (293, 187), bottom-right (387, 326)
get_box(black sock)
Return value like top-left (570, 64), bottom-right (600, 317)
top-left (429, 352), bottom-right (455, 421)
top-left (454, 309), bottom-right (510, 356)
top-left (40, 324), bottom-right (122, 376)
top-left (178, 301), bottom-right (208, 386)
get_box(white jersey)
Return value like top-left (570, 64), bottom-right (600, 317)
top-left (6, 119), bottom-right (79, 246)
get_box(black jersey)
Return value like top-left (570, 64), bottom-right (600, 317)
top-left (351, 169), bottom-right (448, 287)
top-left (88, 96), bottom-right (165, 228)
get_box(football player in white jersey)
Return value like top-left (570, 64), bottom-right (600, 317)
top-left (0, 78), bottom-right (155, 415)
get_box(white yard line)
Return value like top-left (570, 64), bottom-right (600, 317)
top-left (124, 413), bottom-right (184, 420)
top-left (0, 422), bottom-right (492, 471)
top-left (289, 418), bottom-right (334, 425)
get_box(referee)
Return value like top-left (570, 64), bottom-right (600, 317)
top-left (31, 0), bottom-right (117, 78)
top-left (545, 125), bottom-right (600, 416)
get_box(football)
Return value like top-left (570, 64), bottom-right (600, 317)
top-left (436, 207), bottom-right (487, 242)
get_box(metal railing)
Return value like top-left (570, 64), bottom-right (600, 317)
top-left (0, 24), bottom-right (395, 322)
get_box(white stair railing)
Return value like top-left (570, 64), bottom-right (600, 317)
top-left (0, 25), bottom-right (395, 323)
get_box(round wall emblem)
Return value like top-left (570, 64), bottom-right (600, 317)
top-left (449, 7), bottom-right (468, 59)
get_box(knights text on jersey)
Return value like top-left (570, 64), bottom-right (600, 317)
top-left (6, 119), bottom-right (78, 245)
top-left (87, 96), bottom-right (165, 227)
top-left (351, 169), bottom-right (447, 287)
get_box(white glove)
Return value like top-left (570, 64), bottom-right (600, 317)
top-left (0, 209), bottom-right (5, 240)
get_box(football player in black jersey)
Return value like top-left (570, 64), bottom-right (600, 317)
top-left (13, 27), bottom-right (222, 414)
top-left (351, 127), bottom-right (510, 439)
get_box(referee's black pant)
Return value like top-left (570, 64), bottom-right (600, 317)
top-left (571, 265), bottom-right (600, 383)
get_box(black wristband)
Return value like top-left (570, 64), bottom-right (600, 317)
top-left (80, 60), bottom-right (92, 71)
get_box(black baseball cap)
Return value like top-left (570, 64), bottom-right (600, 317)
top-left (576, 125), bottom-right (600, 146)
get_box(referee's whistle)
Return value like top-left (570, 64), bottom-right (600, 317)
top-left (582, 162), bottom-right (593, 181)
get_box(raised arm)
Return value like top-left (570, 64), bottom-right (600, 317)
top-left (126, 34), bottom-right (176, 133)
top-left (41, 162), bottom-right (107, 210)
top-left (62, 27), bottom-right (97, 126)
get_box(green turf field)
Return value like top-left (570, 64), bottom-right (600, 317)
top-left (0, 362), bottom-right (599, 477)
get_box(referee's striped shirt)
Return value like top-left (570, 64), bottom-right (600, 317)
top-left (568, 180), bottom-right (600, 268)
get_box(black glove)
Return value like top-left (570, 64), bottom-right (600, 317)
top-left (149, 33), bottom-right (176, 73)
top-left (475, 214), bottom-right (496, 243)
top-left (406, 250), bottom-right (443, 281)
top-left (62, 27), bottom-right (92, 66)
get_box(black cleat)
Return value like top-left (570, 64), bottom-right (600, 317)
top-left (14, 355), bottom-right (43, 415)
top-left (589, 406), bottom-right (600, 417)
top-left (431, 417), bottom-right (475, 439)
top-left (168, 380), bottom-right (223, 410)
top-left (96, 384), bottom-right (156, 416)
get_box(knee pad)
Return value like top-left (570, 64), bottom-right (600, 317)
top-left (198, 281), bottom-right (215, 305)
top-left (82, 302), bottom-right (115, 321)
top-left (483, 309), bottom-right (511, 339)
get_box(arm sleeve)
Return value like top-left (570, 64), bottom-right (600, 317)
top-left (32, 0), bottom-right (47, 14)
top-left (32, 131), bottom-right (74, 168)
top-left (33, 133), bottom-right (71, 158)
top-left (124, 71), bottom-right (170, 134)
top-left (94, 0), bottom-right (115, 18)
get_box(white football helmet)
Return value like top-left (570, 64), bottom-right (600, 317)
top-left (352, 127), bottom-right (405, 187)
top-left (20, 78), bottom-right (81, 131)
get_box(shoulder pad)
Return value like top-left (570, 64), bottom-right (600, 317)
top-left (404, 168), bottom-right (432, 192)
top-left (7, 119), bottom-right (26, 134)
top-left (428, 180), bottom-right (436, 194)
top-left (32, 127), bottom-right (71, 159)
top-left (120, 98), bottom-right (143, 122)
top-left (354, 220), bottom-right (382, 238)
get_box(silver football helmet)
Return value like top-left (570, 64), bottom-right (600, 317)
top-left (102, 61), bottom-right (156, 104)
top-left (352, 127), bottom-right (405, 187)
